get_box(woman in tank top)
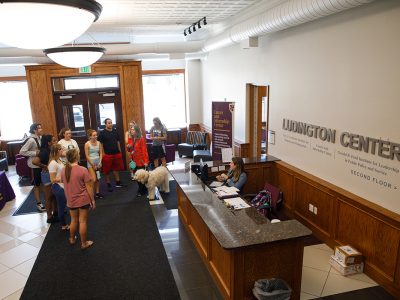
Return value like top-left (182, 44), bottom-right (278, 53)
top-left (84, 129), bottom-right (104, 199)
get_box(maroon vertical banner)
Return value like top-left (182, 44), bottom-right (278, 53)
top-left (212, 102), bottom-right (235, 161)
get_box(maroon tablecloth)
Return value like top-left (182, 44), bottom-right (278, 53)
top-left (0, 171), bottom-right (15, 211)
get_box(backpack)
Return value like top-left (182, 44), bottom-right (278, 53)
top-left (250, 190), bottom-right (273, 219)
top-left (21, 137), bottom-right (40, 148)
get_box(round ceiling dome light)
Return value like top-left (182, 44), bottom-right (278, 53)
top-left (43, 46), bottom-right (106, 68)
top-left (0, 1), bottom-right (102, 49)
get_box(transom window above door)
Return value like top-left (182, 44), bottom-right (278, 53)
top-left (52, 75), bottom-right (119, 92)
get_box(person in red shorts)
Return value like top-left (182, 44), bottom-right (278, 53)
top-left (98, 118), bottom-right (126, 192)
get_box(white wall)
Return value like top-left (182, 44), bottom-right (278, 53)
top-left (200, 0), bottom-right (400, 214)
top-left (185, 60), bottom-right (203, 125)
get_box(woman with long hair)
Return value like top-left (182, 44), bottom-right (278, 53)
top-left (61, 149), bottom-right (95, 250)
top-left (48, 144), bottom-right (69, 230)
top-left (84, 129), bottom-right (103, 198)
top-left (124, 120), bottom-right (136, 147)
top-left (32, 134), bottom-right (58, 223)
top-left (216, 157), bottom-right (247, 191)
top-left (58, 127), bottom-right (80, 164)
top-left (126, 124), bottom-right (149, 195)
top-left (149, 117), bottom-right (167, 167)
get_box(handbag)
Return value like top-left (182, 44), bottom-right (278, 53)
top-left (41, 171), bottom-right (51, 186)
top-left (129, 159), bottom-right (136, 170)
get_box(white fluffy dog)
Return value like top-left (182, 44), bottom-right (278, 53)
top-left (133, 166), bottom-right (170, 200)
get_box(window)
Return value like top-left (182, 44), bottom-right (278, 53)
top-left (62, 76), bottom-right (119, 90)
top-left (142, 72), bottom-right (186, 130)
top-left (0, 81), bottom-right (32, 140)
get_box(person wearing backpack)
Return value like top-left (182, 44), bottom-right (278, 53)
top-left (32, 134), bottom-right (58, 223)
top-left (19, 123), bottom-right (46, 212)
top-left (216, 157), bottom-right (247, 191)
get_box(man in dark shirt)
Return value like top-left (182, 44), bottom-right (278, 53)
top-left (98, 118), bottom-right (125, 192)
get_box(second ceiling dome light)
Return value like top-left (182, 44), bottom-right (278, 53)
top-left (0, 0), bottom-right (102, 49)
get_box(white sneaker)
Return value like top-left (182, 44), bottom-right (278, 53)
top-left (36, 202), bottom-right (46, 212)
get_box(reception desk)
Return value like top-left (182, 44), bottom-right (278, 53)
top-left (170, 161), bottom-right (311, 300)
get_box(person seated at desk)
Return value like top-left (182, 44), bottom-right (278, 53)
top-left (216, 157), bottom-right (247, 191)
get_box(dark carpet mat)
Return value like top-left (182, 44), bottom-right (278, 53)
top-left (21, 171), bottom-right (181, 300)
top-left (13, 172), bottom-right (134, 216)
top-left (160, 180), bottom-right (178, 210)
top-left (13, 189), bottom-right (45, 216)
top-left (318, 286), bottom-right (395, 300)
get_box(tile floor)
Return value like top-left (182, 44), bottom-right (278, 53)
top-left (0, 160), bottom-right (378, 299)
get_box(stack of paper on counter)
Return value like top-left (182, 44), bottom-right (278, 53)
top-left (213, 186), bottom-right (239, 199)
top-left (224, 197), bottom-right (250, 210)
top-left (209, 181), bottom-right (224, 187)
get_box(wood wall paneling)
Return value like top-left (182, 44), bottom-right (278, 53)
top-left (262, 164), bottom-right (276, 187)
top-left (241, 164), bottom-right (261, 194)
top-left (234, 142), bottom-right (250, 158)
top-left (294, 178), bottom-right (334, 240)
top-left (188, 123), bottom-right (201, 131)
top-left (209, 234), bottom-right (232, 298)
top-left (188, 206), bottom-right (209, 258)
top-left (121, 64), bottom-right (145, 134)
top-left (177, 187), bottom-right (188, 224)
top-left (0, 76), bottom-right (26, 82)
top-left (25, 62), bottom-right (144, 169)
top-left (276, 165), bottom-right (294, 212)
top-left (240, 240), bottom-right (303, 300)
top-left (275, 161), bottom-right (400, 298)
top-left (336, 200), bottom-right (400, 282)
top-left (180, 127), bottom-right (188, 143)
top-left (26, 69), bottom-right (57, 136)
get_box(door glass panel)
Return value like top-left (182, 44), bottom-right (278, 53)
top-left (62, 104), bottom-right (86, 137)
top-left (96, 103), bottom-right (116, 130)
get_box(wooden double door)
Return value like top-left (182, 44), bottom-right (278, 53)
top-left (53, 89), bottom-right (125, 165)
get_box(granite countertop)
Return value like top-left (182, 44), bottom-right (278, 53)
top-left (170, 165), bottom-right (312, 249)
top-left (194, 155), bottom-right (281, 167)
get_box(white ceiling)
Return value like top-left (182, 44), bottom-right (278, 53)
top-left (0, 0), bottom-right (286, 65)
top-left (89, 0), bottom-right (266, 43)
top-left (97, 0), bottom-right (259, 25)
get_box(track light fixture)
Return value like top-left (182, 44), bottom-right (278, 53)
top-left (183, 16), bottom-right (207, 37)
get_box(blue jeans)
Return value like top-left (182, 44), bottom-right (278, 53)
top-left (51, 183), bottom-right (67, 226)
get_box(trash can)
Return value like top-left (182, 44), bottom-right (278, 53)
top-left (252, 278), bottom-right (292, 300)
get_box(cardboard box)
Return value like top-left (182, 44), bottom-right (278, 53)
top-left (329, 255), bottom-right (364, 276)
top-left (334, 245), bottom-right (363, 265)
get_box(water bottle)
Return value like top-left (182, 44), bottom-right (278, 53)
top-left (96, 170), bottom-right (101, 180)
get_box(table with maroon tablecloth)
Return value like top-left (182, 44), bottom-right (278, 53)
top-left (0, 171), bottom-right (15, 211)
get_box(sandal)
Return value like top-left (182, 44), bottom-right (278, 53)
top-left (62, 225), bottom-right (70, 231)
top-left (69, 236), bottom-right (77, 245)
top-left (81, 240), bottom-right (94, 250)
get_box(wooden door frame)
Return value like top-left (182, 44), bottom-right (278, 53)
top-left (247, 84), bottom-right (268, 157)
top-left (26, 61), bottom-right (144, 170)
top-left (26, 61), bottom-right (144, 143)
